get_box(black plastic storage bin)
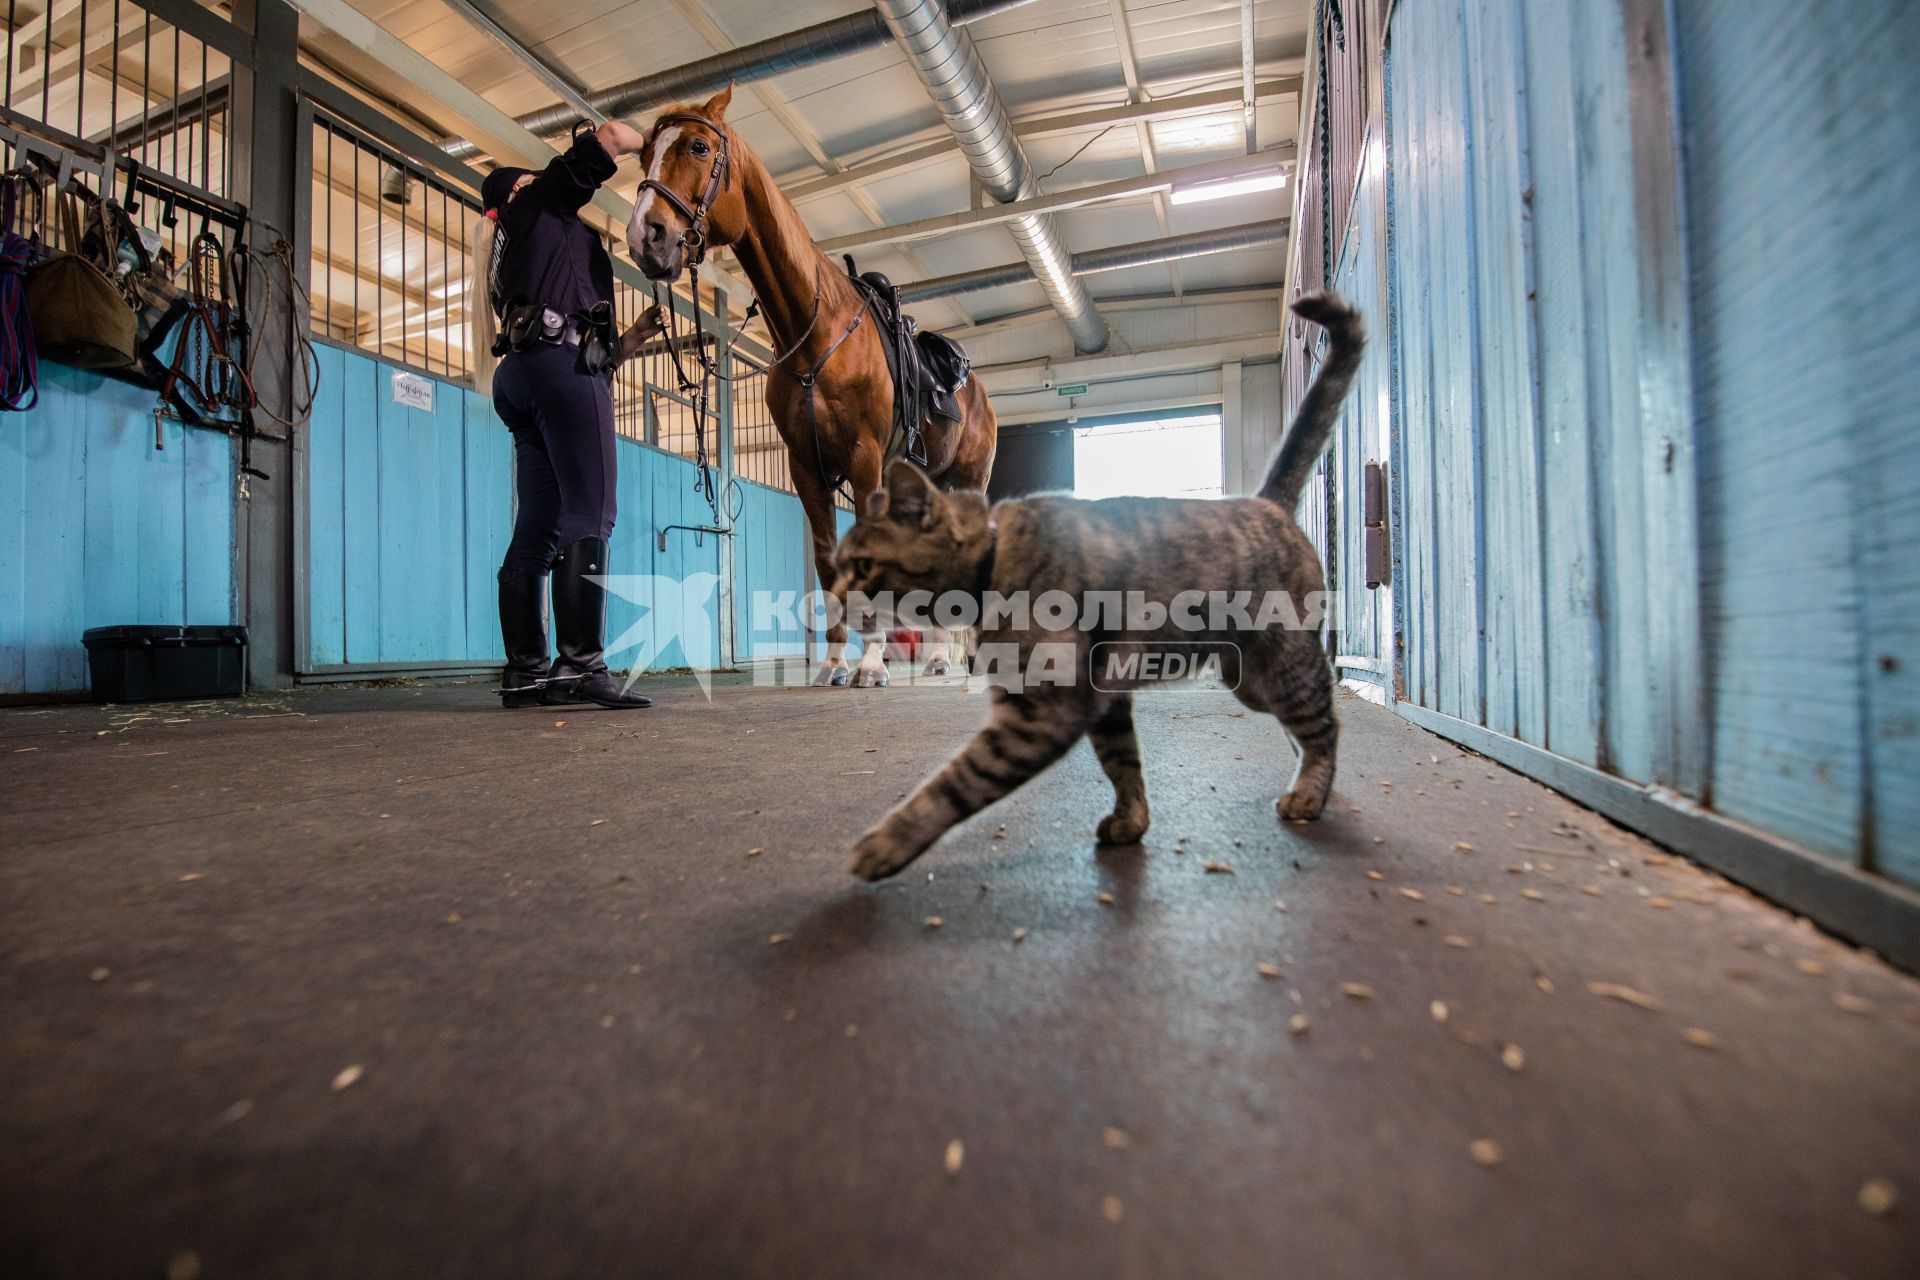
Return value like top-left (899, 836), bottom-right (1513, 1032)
top-left (82, 626), bottom-right (248, 703)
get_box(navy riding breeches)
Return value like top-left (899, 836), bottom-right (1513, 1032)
top-left (494, 344), bottom-right (617, 573)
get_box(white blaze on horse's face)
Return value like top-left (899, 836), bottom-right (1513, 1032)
top-left (627, 125), bottom-right (682, 275)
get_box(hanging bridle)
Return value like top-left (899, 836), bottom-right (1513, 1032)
top-left (636, 111), bottom-right (732, 267)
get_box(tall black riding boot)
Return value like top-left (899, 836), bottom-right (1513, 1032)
top-left (546, 536), bottom-right (653, 709)
top-left (497, 566), bottom-right (552, 709)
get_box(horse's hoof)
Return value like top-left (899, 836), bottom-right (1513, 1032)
top-left (922, 657), bottom-right (951, 677)
top-left (853, 665), bottom-right (889, 689)
top-left (815, 665), bottom-right (850, 687)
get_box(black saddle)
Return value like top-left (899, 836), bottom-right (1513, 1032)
top-left (845, 257), bottom-right (972, 465)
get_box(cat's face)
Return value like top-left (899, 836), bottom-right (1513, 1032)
top-left (832, 462), bottom-right (990, 606)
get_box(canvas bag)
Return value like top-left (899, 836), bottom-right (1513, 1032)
top-left (26, 190), bottom-right (135, 369)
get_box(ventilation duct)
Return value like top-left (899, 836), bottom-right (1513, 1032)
top-left (875, 0), bottom-right (1108, 353)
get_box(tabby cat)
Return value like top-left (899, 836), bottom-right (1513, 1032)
top-left (833, 292), bottom-right (1366, 881)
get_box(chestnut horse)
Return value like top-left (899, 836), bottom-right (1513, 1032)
top-left (626, 87), bottom-right (997, 688)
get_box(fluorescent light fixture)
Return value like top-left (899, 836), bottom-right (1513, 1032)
top-left (1169, 169), bottom-right (1287, 205)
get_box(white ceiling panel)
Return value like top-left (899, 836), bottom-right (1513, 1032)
top-left (306, 0), bottom-right (1312, 357)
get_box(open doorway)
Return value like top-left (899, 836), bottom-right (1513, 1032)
top-left (1072, 411), bottom-right (1225, 500)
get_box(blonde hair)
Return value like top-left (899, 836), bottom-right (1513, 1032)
top-left (469, 212), bottom-right (502, 396)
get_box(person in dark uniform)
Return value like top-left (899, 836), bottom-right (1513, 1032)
top-left (484, 119), bottom-right (662, 710)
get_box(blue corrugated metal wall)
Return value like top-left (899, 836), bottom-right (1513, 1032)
top-left (1329, 0), bottom-right (1920, 896)
top-left (1386, 0), bottom-right (1665, 776)
top-left (0, 366), bottom-right (236, 697)
top-left (1327, 144), bottom-right (1391, 672)
top-left (1674, 0), bottom-right (1920, 885)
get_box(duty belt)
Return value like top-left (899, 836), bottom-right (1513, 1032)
top-left (496, 301), bottom-right (616, 367)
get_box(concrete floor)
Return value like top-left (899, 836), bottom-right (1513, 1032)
top-left (2, 672), bottom-right (1918, 1280)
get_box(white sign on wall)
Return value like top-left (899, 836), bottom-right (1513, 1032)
top-left (391, 370), bottom-right (435, 413)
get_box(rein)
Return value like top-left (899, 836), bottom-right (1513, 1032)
top-left (642, 110), bottom-right (735, 517)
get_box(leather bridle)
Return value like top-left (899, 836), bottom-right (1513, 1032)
top-left (637, 110), bottom-right (735, 518)
top-left (636, 111), bottom-right (732, 266)
top-left (636, 108), bottom-right (869, 511)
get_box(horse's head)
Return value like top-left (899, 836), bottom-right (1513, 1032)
top-left (628, 86), bottom-right (747, 281)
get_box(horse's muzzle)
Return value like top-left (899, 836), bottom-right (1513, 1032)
top-left (632, 220), bottom-right (682, 281)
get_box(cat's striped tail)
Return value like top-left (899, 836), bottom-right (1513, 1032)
top-left (1259, 291), bottom-right (1367, 510)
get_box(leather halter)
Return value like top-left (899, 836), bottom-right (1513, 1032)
top-left (636, 111), bottom-right (732, 266)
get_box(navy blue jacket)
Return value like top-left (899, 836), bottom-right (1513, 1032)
top-left (493, 132), bottom-right (618, 317)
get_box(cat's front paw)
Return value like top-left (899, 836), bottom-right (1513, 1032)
top-left (1276, 788), bottom-right (1327, 821)
top-left (1096, 810), bottom-right (1149, 845)
top-left (848, 828), bottom-right (917, 881)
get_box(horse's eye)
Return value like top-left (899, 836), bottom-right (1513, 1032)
top-left (689, 138), bottom-right (710, 158)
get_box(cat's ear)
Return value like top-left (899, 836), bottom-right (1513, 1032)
top-left (885, 461), bottom-right (940, 529)
top-left (701, 83), bottom-right (734, 121)
top-left (864, 488), bottom-right (890, 519)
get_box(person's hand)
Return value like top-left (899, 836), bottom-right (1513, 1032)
top-left (617, 305), bottom-right (666, 364)
top-left (595, 119), bottom-right (650, 160)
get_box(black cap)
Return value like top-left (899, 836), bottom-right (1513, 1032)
top-left (481, 167), bottom-right (533, 215)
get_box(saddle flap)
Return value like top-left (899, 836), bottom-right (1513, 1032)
top-left (913, 329), bottom-right (970, 396)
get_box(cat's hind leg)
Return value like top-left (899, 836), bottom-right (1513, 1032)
top-left (1276, 700), bottom-right (1338, 821)
top-left (848, 691), bottom-right (1090, 880)
top-left (1090, 694), bottom-right (1150, 844)
top-left (1244, 650), bottom-right (1339, 821)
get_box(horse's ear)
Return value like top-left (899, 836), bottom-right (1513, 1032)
top-left (886, 461), bottom-right (939, 528)
top-left (701, 83), bottom-right (734, 121)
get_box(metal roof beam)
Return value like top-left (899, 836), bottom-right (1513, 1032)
top-left (784, 76), bottom-right (1300, 203)
top-left (438, 0), bottom-right (603, 124)
top-left (1105, 0), bottom-right (1183, 299)
top-left (816, 147), bottom-right (1294, 254)
top-left (973, 330), bottom-right (1281, 394)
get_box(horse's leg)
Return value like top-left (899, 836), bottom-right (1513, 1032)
top-left (844, 440), bottom-right (891, 690)
top-left (922, 630), bottom-right (956, 678)
top-left (793, 461), bottom-right (851, 687)
top-left (926, 386), bottom-right (997, 680)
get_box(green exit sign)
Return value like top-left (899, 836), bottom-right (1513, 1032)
top-left (1055, 383), bottom-right (1089, 396)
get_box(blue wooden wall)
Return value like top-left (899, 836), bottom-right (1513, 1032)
top-left (305, 343), bottom-right (508, 668)
top-left (733, 479), bottom-right (811, 659)
top-left (306, 343), bottom-right (823, 676)
top-left (1336, 0), bottom-right (1920, 892)
top-left (0, 364), bottom-right (235, 697)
